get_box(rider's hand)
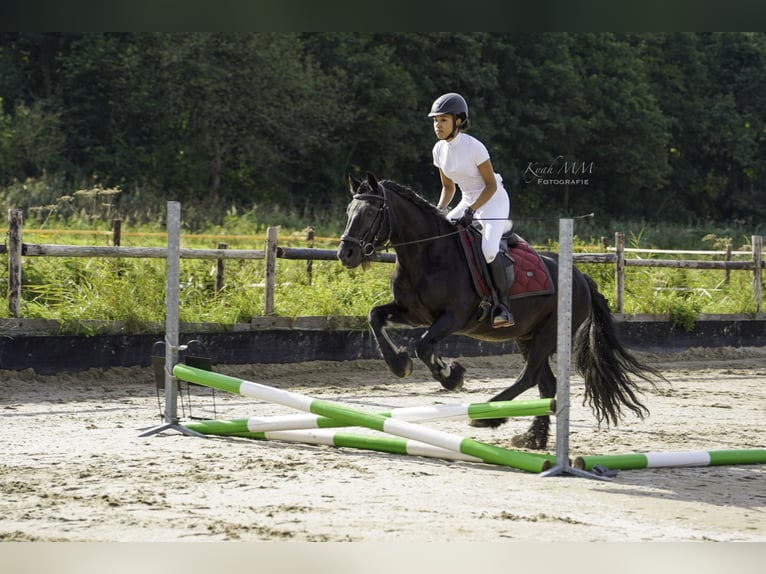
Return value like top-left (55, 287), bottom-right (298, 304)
top-left (456, 207), bottom-right (474, 227)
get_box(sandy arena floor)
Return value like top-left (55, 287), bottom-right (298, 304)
top-left (1, 347), bottom-right (765, 543)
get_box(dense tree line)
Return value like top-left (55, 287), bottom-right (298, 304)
top-left (1, 32), bottom-right (765, 227)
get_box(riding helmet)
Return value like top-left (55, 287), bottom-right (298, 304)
top-left (428, 93), bottom-right (469, 120)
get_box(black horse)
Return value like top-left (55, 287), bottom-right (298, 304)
top-left (337, 172), bottom-right (663, 450)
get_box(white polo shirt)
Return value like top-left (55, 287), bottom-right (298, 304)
top-left (432, 132), bottom-right (501, 204)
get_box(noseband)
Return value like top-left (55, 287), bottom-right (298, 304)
top-left (340, 187), bottom-right (391, 257)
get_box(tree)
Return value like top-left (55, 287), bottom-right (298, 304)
top-left (635, 32), bottom-right (766, 224)
top-left (483, 33), bottom-right (589, 216)
top-left (2, 32), bottom-right (766, 227)
top-left (703, 32), bottom-right (766, 224)
top-left (566, 33), bottom-right (669, 220)
top-left (301, 33), bottom-right (423, 192)
top-left (153, 33), bottom-right (343, 209)
top-left (0, 99), bottom-right (20, 185)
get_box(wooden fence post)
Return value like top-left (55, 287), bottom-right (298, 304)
top-left (216, 242), bottom-right (227, 293)
top-left (264, 226), bottom-right (279, 315)
top-left (112, 218), bottom-right (122, 246)
top-left (725, 243), bottom-right (732, 284)
top-left (614, 231), bottom-right (625, 313)
top-left (305, 226), bottom-right (315, 286)
top-left (8, 209), bottom-right (23, 318)
top-left (753, 235), bottom-right (763, 314)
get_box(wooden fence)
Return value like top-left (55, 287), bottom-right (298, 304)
top-left (3, 208), bottom-right (764, 319)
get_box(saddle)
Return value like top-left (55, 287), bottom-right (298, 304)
top-left (457, 224), bottom-right (555, 319)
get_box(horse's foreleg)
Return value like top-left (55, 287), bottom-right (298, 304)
top-left (415, 312), bottom-right (464, 391)
top-left (369, 303), bottom-right (413, 378)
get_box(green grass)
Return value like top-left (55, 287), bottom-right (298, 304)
top-left (1, 219), bottom-right (763, 334)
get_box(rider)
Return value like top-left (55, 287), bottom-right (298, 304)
top-left (429, 92), bottom-right (514, 328)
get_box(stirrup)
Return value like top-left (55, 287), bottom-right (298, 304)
top-left (492, 306), bottom-right (515, 328)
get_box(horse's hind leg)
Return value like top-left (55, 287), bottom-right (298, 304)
top-left (509, 360), bottom-right (554, 450)
top-left (473, 363), bottom-right (553, 450)
top-left (368, 303), bottom-right (413, 378)
top-left (469, 339), bottom-right (534, 430)
top-left (471, 316), bottom-right (557, 450)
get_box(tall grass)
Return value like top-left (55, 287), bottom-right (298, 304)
top-left (1, 218), bottom-right (393, 332)
top-left (1, 212), bottom-right (763, 334)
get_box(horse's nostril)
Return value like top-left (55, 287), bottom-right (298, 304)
top-left (337, 246), bottom-right (352, 261)
top-left (337, 244), bottom-right (360, 267)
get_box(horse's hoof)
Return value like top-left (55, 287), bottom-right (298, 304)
top-left (511, 432), bottom-right (548, 450)
top-left (441, 379), bottom-right (463, 391)
top-left (440, 370), bottom-right (463, 391)
top-left (390, 354), bottom-right (412, 378)
top-left (437, 361), bottom-right (465, 391)
top-left (469, 417), bottom-right (507, 429)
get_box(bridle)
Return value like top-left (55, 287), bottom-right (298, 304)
top-left (339, 185), bottom-right (392, 257)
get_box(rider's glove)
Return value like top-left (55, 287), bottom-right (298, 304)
top-left (457, 206), bottom-right (474, 227)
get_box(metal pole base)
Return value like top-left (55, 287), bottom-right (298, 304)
top-left (138, 422), bottom-right (207, 438)
top-left (540, 464), bottom-right (612, 481)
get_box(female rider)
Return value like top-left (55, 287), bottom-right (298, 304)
top-left (429, 92), bottom-right (514, 328)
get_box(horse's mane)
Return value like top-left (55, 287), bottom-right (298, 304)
top-left (377, 179), bottom-right (445, 220)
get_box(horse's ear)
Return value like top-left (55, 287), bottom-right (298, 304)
top-left (348, 174), bottom-right (361, 194)
top-left (366, 171), bottom-right (379, 190)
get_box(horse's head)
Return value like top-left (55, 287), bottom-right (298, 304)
top-left (337, 172), bottom-right (390, 269)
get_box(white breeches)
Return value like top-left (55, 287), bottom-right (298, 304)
top-left (448, 187), bottom-right (511, 263)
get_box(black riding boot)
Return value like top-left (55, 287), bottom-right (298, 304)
top-left (488, 256), bottom-right (515, 328)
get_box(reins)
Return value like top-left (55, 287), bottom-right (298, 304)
top-left (343, 183), bottom-right (518, 254)
top-left (376, 228), bottom-right (463, 251)
top-left (348, 186), bottom-right (466, 253)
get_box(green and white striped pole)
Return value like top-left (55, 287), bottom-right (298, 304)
top-left (183, 398), bottom-right (555, 435)
top-left (174, 364), bottom-right (554, 473)
top-left (574, 449), bottom-right (766, 471)
top-left (216, 427), bottom-right (486, 464)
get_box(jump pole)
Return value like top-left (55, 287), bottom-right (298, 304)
top-left (575, 449), bottom-right (766, 471)
top-left (174, 364), bottom-right (554, 473)
top-left (196, 426), bottom-right (487, 464)
top-left (541, 218), bottom-right (604, 480)
top-left (182, 398), bottom-right (556, 435)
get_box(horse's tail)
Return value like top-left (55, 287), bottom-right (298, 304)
top-left (573, 274), bottom-right (664, 425)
